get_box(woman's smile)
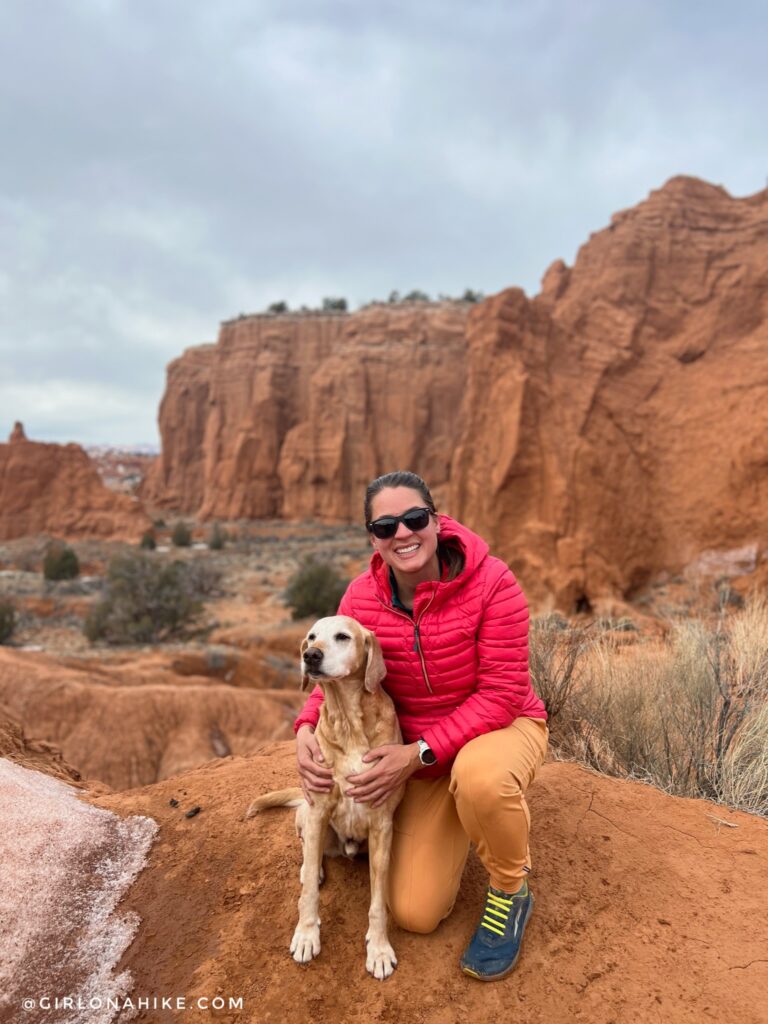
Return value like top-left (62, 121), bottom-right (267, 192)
top-left (394, 542), bottom-right (420, 558)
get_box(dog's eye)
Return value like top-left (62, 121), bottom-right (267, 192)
top-left (307, 633), bottom-right (316, 642)
top-left (334, 633), bottom-right (351, 642)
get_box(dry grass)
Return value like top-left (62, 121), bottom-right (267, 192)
top-left (530, 599), bottom-right (768, 817)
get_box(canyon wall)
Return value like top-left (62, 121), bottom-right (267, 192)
top-left (144, 176), bottom-right (768, 608)
top-left (141, 303), bottom-right (470, 521)
top-left (450, 176), bottom-right (768, 607)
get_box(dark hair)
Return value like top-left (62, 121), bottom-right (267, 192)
top-left (363, 471), bottom-right (464, 581)
top-left (364, 470), bottom-right (436, 525)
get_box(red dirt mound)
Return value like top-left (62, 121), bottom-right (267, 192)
top-left (0, 705), bottom-right (83, 785)
top-left (93, 743), bottom-right (768, 1024)
top-left (0, 650), bottom-right (304, 790)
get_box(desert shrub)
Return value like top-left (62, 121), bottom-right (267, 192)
top-left (208, 522), bottom-right (226, 550)
top-left (284, 557), bottom-right (348, 621)
top-left (529, 615), bottom-right (593, 727)
top-left (139, 530), bottom-right (157, 550)
top-left (0, 600), bottom-right (16, 644)
top-left (182, 559), bottom-right (223, 598)
top-left (461, 288), bottom-right (483, 303)
top-left (43, 541), bottom-right (80, 581)
top-left (267, 300), bottom-right (288, 313)
top-left (403, 289), bottom-right (430, 302)
top-left (549, 599), bottom-right (768, 816)
top-left (84, 553), bottom-right (210, 644)
top-left (171, 521), bottom-right (192, 547)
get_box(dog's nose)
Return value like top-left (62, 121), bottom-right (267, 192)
top-left (303, 646), bottom-right (323, 666)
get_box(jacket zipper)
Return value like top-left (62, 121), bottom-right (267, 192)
top-left (376, 593), bottom-right (435, 694)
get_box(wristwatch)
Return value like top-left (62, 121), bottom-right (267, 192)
top-left (416, 738), bottom-right (437, 766)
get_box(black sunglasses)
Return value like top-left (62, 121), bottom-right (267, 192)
top-left (367, 506), bottom-right (434, 540)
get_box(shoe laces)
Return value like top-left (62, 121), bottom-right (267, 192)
top-left (480, 881), bottom-right (527, 937)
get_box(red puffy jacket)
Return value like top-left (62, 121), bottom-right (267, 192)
top-left (293, 514), bottom-right (547, 778)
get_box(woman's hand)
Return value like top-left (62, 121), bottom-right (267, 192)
top-left (345, 743), bottom-right (421, 808)
top-left (296, 724), bottom-right (334, 805)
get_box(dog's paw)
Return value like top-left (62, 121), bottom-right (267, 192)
top-left (365, 939), bottom-right (397, 980)
top-left (290, 923), bottom-right (321, 964)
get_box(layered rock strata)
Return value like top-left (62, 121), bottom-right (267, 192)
top-left (141, 304), bottom-right (470, 520)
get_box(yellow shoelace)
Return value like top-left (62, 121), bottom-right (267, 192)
top-left (480, 891), bottom-right (516, 936)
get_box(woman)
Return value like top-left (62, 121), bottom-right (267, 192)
top-left (293, 470), bottom-right (548, 981)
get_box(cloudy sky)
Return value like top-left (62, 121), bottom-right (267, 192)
top-left (1, 0), bottom-right (766, 446)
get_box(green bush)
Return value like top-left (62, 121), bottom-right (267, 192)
top-left (208, 522), bottom-right (226, 550)
top-left (84, 553), bottom-right (211, 644)
top-left (267, 300), bottom-right (289, 313)
top-left (171, 521), bottom-right (192, 547)
top-left (0, 600), bottom-right (16, 644)
top-left (43, 542), bottom-right (80, 581)
top-left (322, 297), bottom-right (347, 311)
top-left (139, 530), bottom-right (157, 550)
top-left (284, 557), bottom-right (348, 621)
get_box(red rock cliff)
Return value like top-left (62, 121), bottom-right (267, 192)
top-left (450, 176), bottom-right (768, 608)
top-left (142, 304), bottom-right (470, 520)
top-left (0, 425), bottom-right (151, 541)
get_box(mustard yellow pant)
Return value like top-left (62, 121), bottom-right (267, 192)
top-left (388, 717), bottom-right (549, 934)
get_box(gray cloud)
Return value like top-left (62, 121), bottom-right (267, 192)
top-left (1, 0), bottom-right (766, 443)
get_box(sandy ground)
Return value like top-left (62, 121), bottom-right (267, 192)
top-left (87, 743), bottom-right (768, 1024)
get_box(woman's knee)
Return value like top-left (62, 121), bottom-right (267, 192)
top-left (451, 751), bottom-right (522, 809)
top-left (388, 894), bottom-right (451, 935)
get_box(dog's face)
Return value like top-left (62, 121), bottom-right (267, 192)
top-left (299, 615), bottom-right (386, 694)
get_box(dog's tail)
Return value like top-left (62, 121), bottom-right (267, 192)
top-left (244, 787), bottom-right (304, 820)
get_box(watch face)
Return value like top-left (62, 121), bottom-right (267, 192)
top-left (419, 741), bottom-right (437, 766)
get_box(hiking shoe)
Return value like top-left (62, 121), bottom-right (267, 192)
top-left (460, 879), bottom-right (534, 981)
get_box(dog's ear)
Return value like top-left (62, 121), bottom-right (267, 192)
top-left (363, 630), bottom-right (386, 693)
top-left (299, 637), bottom-right (312, 692)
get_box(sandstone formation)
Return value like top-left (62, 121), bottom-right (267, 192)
top-left (141, 304), bottom-right (470, 520)
top-left (144, 176), bottom-right (768, 609)
top-left (0, 424), bottom-right (151, 541)
top-left (89, 744), bottom-right (767, 1024)
top-left (450, 176), bottom-right (768, 609)
top-left (141, 343), bottom-right (216, 512)
top-left (0, 648), bottom-right (304, 789)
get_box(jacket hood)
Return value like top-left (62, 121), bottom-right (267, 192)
top-left (369, 514), bottom-right (489, 606)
